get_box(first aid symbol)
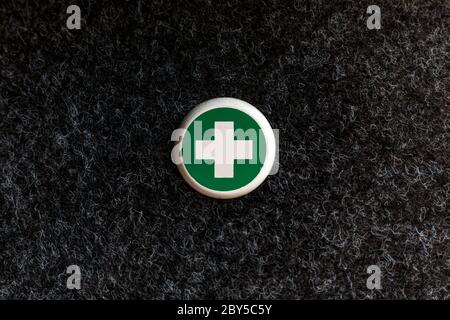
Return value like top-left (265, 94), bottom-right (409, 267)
top-left (196, 121), bottom-right (253, 178)
top-left (174, 97), bottom-right (276, 199)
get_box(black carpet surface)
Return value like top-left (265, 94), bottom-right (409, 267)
top-left (0, 0), bottom-right (449, 299)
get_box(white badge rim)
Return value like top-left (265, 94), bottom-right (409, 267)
top-left (175, 97), bottom-right (276, 199)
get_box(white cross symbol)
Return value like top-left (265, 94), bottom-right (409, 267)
top-left (195, 121), bottom-right (253, 178)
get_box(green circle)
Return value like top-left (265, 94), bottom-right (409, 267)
top-left (182, 108), bottom-right (266, 191)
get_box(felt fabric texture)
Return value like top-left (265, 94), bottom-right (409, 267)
top-left (0, 0), bottom-right (449, 299)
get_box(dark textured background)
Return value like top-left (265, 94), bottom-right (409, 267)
top-left (0, 0), bottom-right (449, 299)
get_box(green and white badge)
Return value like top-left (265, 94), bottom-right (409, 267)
top-left (172, 98), bottom-right (276, 199)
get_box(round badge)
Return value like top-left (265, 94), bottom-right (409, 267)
top-left (173, 97), bottom-right (276, 199)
